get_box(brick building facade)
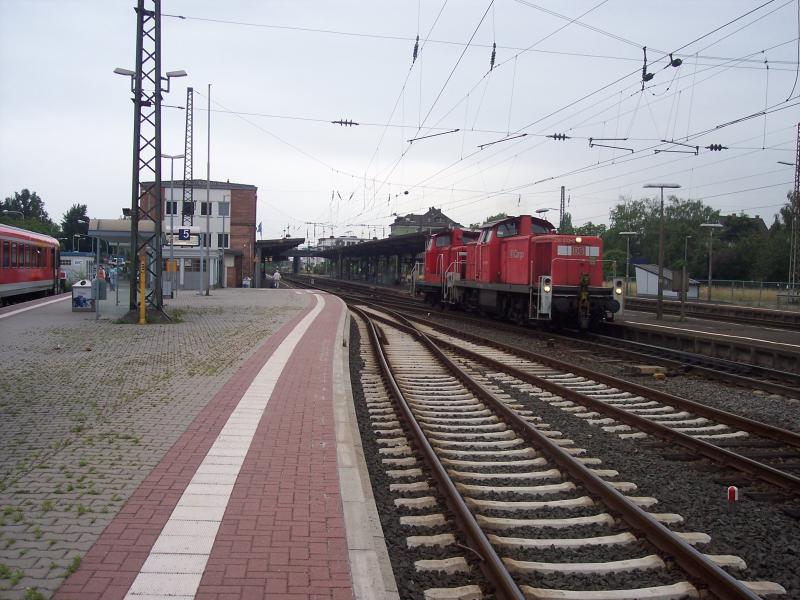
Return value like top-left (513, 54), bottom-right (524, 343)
top-left (142, 180), bottom-right (257, 289)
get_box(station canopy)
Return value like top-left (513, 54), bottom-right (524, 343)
top-left (316, 230), bottom-right (444, 259)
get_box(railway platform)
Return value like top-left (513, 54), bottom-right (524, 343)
top-left (0, 289), bottom-right (396, 600)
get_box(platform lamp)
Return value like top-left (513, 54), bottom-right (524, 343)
top-left (643, 183), bottom-right (681, 320)
top-left (619, 232), bottom-right (638, 297)
top-left (700, 222), bottom-right (723, 301)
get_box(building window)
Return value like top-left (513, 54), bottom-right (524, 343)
top-left (60, 259), bottom-right (72, 266)
top-left (217, 233), bottom-right (229, 248)
top-left (165, 201), bottom-right (178, 215)
top-left (183, 258), bottom-right (200, 272)
top-left (200, 202), bottom-right (212, 216)
top-left (218, 202), bottom-right (229, 217)
top-left (198, 233), bottom-right (212, 247)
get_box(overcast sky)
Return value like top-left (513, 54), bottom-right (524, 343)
top-left (1, 0), bottom-right (798, 240)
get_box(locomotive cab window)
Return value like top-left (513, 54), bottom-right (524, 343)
top-left (531, 223), bottom-right (550, 234)
top-left (479, 229), bottom-right (493, 243)
top-left (435, 235), bottom-right (451, 248)
top-left (496, 222), bottom-right (518, 238)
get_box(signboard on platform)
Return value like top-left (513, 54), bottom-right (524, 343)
top-left (166, 231), bottom-right (200, 247)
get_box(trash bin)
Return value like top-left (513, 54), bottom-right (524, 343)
top-left (242, 277), bottom-right (251, 288)
top-left (72, 280), bottom-right (95, 312)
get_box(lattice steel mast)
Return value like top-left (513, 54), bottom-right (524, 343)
top-left (128, 0), bottom-right (163, 311)
top-left (182, 87), bottom-right (194, 226)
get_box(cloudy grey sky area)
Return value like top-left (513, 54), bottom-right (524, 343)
top-left (1, 0), bottom-right (798, 240)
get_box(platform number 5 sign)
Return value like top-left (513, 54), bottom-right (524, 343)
top-left (178, 228), bottom-right (190, 241)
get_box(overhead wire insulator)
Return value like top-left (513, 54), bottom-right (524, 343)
top-left (705, 144), bottom-right (728, 151)
top-left (547, 133), bottom-right (570, 141)
top-left (490, 42), bottom-right (496, 70)
top-left (641, 46), bottom-right (654, 90)
top-left (412, 35), bottom-right (419, 64)
top-left (669, 53), bottom-right (683, 68)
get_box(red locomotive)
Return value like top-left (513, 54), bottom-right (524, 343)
top-left (0, 223), bottom-right (60, 304)
top-left (418, 214), bottom-right (622, 329)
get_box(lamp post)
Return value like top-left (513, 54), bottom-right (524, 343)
top-left (619, 232), bottom-right (637, 297)
top-left (644, 183), bottom-right (681, 320)
top-left (700, 223), bottom-right (723, 301)
top-left (680, 235), bottom-right (692, 320)
top-left (161, 153), bottom-right (184, 297)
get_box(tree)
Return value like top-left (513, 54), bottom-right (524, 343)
top-left (1, 189), bottom-right (59, 236)
top-left (575, 221), bottom-right (607, 237)
top-left (559, 212), bottom-right (574, 233)
top-left (60, 204), bottom-right (90, 252)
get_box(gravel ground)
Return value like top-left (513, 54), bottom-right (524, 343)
top-left (349, 320), bottom-right (497, 600)
top-left (349, 302), bottom-right (799, 597)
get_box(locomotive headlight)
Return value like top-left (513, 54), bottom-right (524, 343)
top-left (575, 236), bottom-right (582, 243)
top-left (615, 285), bottom-right (623, 295)
top-left (544, 283), bottom-right (552, 293)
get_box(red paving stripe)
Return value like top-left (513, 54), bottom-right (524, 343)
top-left (196, 295), bottom-right (354, 600)
top-left (54, 294), bottom-right (319, 600)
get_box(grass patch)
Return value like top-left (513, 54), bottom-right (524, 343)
top-left (65, 555), bottom-right (81, 577)
top-left (24, 587), bottom-right (45, 600)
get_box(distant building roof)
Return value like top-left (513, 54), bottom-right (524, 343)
top-left (635, 264), bottom-right (700, 284)
top-left (141, 180), bottom-right (257, 191)
top-left (390, 207), bottom-right (460, 234)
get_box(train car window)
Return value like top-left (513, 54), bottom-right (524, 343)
top-left (1, 241), bottom-right (8, 268)
top-left (24, 244), bottom-right (31, 268)
top-left (496, 222), bottom-right (518, 238)
top-left (32, 247), bottom-right (38, 268)
top-left (11, 242), bottom-right (17, 267)
top-left (435, 235), bottom-right (451, 248)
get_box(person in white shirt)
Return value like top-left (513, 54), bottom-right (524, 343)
top-left (272, 270), bottom-right (281, 288)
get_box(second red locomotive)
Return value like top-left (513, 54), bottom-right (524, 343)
top-left (417, 214), bottom-right (621, 329)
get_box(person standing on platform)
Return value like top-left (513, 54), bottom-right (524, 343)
top-left (272, 270), bottom-right (281, 289)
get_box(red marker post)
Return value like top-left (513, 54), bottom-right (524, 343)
top-left (727, 485), bottom-right (738, 513)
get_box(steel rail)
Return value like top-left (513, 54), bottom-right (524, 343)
top-left (350, 305), bottom-right (526, 600)
top-left (400, 314), bottom-right (800, 450)
top-left (374, 308), bottom-right (763, 600)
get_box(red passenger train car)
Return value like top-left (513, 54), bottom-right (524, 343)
top-left (0, 224), bottom-right (60, 304)
top-left (417, 215), bottom-right (622, 329)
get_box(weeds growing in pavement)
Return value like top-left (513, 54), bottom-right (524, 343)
top-left (65, 556), bottom-right (81, 577)
top-left (24, 587), bottom-right (45, 600)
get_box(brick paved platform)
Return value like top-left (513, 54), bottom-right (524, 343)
top-left (49, 291), bottom-right (395, 600)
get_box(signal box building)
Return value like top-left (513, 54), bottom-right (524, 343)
top-left (142, 180), bottom-right (257, 289)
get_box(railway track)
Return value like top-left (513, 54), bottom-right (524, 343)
top-left (351, 304), bottom-right (787, 599)
top-left (287, 276), bottom-right (800, 397)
